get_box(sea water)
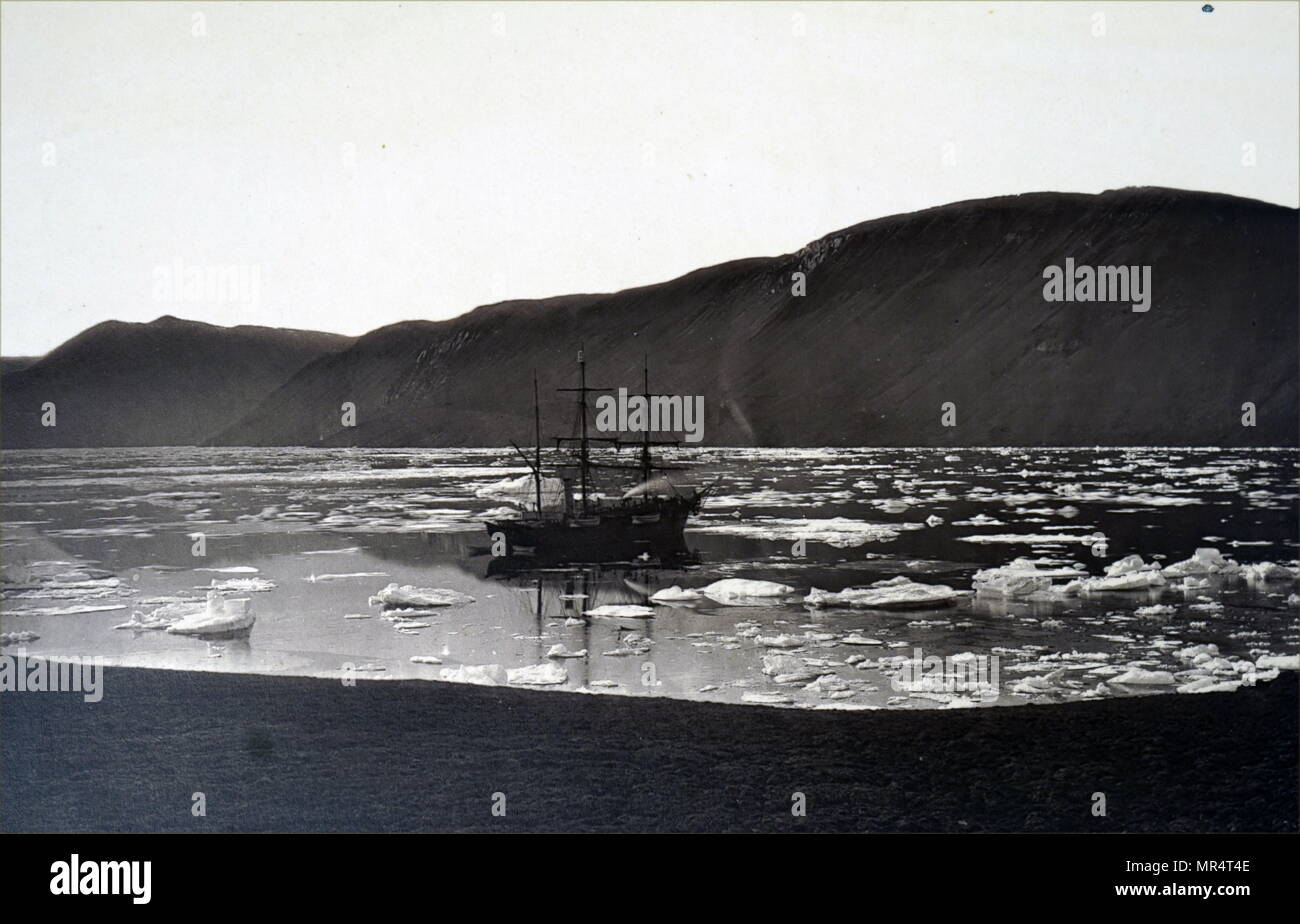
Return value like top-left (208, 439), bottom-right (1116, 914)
top-left (1, 446), bottom-right (1295, 709)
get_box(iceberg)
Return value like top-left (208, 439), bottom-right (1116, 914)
top-left (1256, 654), bottom-right (1299, 671)
top-left (369, 583), bottom-right (475, 608)
top-left (762, 653), bottom-right (823, 683)
top-left (971, 560), bottom-right (1059, 598)
top-left (166, 591), bottom-right (255, 637)
top-left (1162, 547), bottom-right (1240, 578)
top-left (761, 653), bottom-right (805, 676)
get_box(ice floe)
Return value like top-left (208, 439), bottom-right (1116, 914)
top-left (841, 634), bottom-right (884, 646)
top-left (804, 576), bottom-right (960, 609)
top-left (508, 663), bottom-right (568, 685)
top-left (203, 577), bottom-right (276, 593)
top-left (439, 664), bottom-right (506, 685)
top-left (583, 604), bottom-right (654, 618)
top-left (5, 603), bottom-right (127, 616)
top-left (1, 631), bottom-right (40, 646)
top-left (1135, 605), bottom-right (1176, 618)
top-left (113, 610), bottom-right (175, 631)
top-left (1176, 677), bottom-right (1243, 694)
top-left (305, 572), bottom-right (389, 582)
top-left (1241, 562), bottom-right (1298, 583)
top-left (649, 586), bottom-right (703, 603)
top-left (369, 583), bottom-right (475, 608)
top-left (1162, 547), bottom-right (1240, 578)
top-left (958, 532), bottom-right (1096, 546)
top-left (700, 578), bottom-right (796, 606)
top-left (1256, 654), bottom-right (1299, 671)
top-left (1110, 668), bottom-right (1176, 686)
top-left (760, 653), bottom-right (825, 684)
top-left (690, 517), bottom-right (918, 547)
top-left (971, 559), bottom-right (1079, 598)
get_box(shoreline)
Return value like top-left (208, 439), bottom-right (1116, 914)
top-left (3, 665), bottom-right (1295, 832)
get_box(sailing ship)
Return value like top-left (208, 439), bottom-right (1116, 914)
top-left (484, 350), bottom-right (708, 564)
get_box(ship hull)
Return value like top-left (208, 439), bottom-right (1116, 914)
top-left (485, 497), bottom-right (697, 564)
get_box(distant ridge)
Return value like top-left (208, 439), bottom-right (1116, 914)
top-left (1, 317), bottom-right (353, 447)
top-left (3, 187), bottom-right (1296, 448)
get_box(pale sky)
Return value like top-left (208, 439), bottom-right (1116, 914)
top-left (2, 0), bottom-right (1297, 356)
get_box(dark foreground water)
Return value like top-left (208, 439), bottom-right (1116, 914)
top-left (2, 446), bottom-right (1296, 710)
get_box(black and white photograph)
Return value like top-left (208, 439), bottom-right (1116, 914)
top-left (1, 0), bottom-right (1297, 896)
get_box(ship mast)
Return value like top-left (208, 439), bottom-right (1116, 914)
top-left (640, 356), bottom-right (652, 486)
top-left (579, 347), bottom-right (589, 512)
top-left (533, 371), bottom-right (542, 517)
top-left (555, 344), bottom-right (615, 515)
